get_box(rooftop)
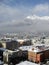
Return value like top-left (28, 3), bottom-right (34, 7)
top-left (17, 61), bottom-right (40, 65)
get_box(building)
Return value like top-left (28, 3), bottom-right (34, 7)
top-left (19, 46), bottom-right (33, 60)
top-left (17, 39), bottom-right (32, 46)
top-left (0, 40), bottom-right (19, 50)
top-left (28, 45), bottom-right (49, 63)
top-left (0, 48), bottom-right (7, 61)
top-left (0, 48), bottom-right (22, 64)
top-left (3, 49), bottom-right (22, 64)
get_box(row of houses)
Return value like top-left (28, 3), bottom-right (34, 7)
top-left (0, 37), bottom-right (49, 64)
top-left (1, 36), bottom-right (49, 50)
top-left (1, 45), bottom-right (49, 64)
top-left (19, 44), bottom-right (49, 63)
top-left (0, 38), bottom-right (32, 50)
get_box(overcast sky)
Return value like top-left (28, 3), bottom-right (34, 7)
top-left (0, 0), bottom-right (49, 33)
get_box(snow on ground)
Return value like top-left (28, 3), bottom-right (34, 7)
top-left (17, 61), bottom-right (40, 65)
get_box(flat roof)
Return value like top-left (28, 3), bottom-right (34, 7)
top-left (17, 61), bottom-right (40, 65)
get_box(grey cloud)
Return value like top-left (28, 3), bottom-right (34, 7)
top-left (0, 3), bottom-right (49, 33)
top-left (32, 4), bottom-right (49, 16)
top-left (0, 4), bottom-right (22, 22)
top-left (25, 15), bottom-right (49, 32)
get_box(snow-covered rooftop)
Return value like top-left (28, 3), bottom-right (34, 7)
top-left (19, 45), bottom-right (33, 51)
top-left (17, 61), bottom-right (40, 65)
